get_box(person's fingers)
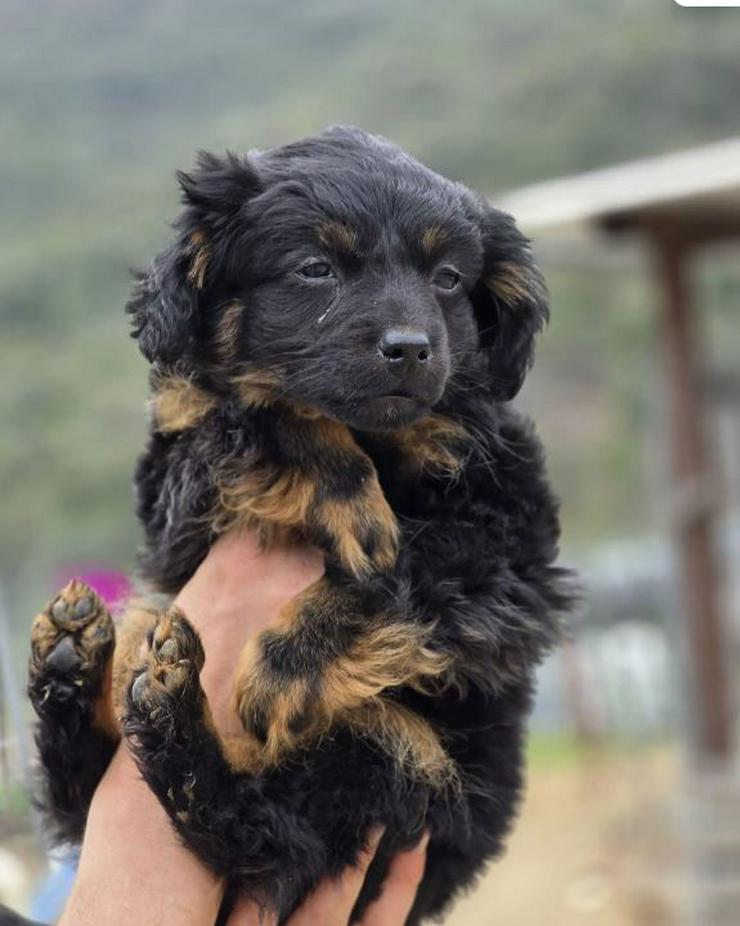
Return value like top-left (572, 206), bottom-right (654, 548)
top-left (218, 826), bottom-right (396, 926)
top-left (224, 894), bottom-right (278, 926)
top-left (355, 832), bottom-right (430, 926)
top-left (287, 827), bottom-right (385, 926)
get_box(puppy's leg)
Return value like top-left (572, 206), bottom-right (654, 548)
top-left (28, 579), bottom-right (118, 843)
top-left (234, 578), bottom-right (454, 784)
top-left (124, 609), bottom-right (231, 852)
top-left (123, 610), bottom-right (325, 914)
top-left (215, 413), bottom-right (399, 580)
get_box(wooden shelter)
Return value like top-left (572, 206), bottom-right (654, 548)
top-left (496, 137), bottom-right (740, 764)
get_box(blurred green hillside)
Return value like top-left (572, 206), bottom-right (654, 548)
top-left (2, 0), bottom-right (740, 628)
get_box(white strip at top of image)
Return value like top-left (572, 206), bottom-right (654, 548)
top-left (674, 0), bottom-right (740, 6)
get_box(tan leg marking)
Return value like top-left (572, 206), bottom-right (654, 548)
top-left (233, 579), bottom-right (452, 779)
top-left (215, 416), bottom-right (399, 577)
top-left (111, 601), bottom-right (160, 718)
top-left (316, 484), bottom-right (398, 576)
top-left (214, 465), bottom-right (315, 540)
top-left (347, 701), bottom-right (457, 787)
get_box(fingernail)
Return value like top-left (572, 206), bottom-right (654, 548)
top-left (413, 830), bottom-right (431, 852)
top-left (367, 824), bottom-right (386, 849)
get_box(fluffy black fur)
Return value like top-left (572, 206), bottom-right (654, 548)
top-left (24, 127), bottom-right (572, 925)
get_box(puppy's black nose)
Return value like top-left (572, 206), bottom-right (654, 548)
top-left (379, 329), bottom-right (431, 368)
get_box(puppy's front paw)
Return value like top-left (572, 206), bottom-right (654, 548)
top-left (29, 579), bottom-right (114, 715)
top-left (314, 478), bottom-right (399, 577)
top-left (126, 610), bottom-right (205, 726)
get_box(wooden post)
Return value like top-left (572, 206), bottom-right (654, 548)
top-left (650, 232), bottom-right (733, 763)
top-left (561, 638), bottom-right (602, 742)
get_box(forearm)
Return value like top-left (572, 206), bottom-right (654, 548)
top-left (59, 745), bottom-right (224, 926)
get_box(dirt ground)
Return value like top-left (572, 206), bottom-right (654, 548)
top-left (444, 744), bottom-right (680, 926)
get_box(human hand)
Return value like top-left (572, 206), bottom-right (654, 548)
top-left (60, 532), bottom-right (427, 926)
top-left (228, 829), bottom-right (429, 926)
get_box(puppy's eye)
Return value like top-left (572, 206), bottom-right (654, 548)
top-left (297, 261), bottom-right (335, 280)
top-left (433, 267), bottom-right (462, 291)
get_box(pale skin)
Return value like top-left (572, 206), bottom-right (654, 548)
top-left (59, 531), bottom-right (428, 926)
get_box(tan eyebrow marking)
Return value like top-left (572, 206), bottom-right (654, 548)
top-left (317, 221), bottom-right (358, 253)
top-left (421, 225), bottom-right (447, 256)
top-left (486, 261), bottom-right (531, 307)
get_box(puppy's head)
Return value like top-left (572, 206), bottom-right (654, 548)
top-left (128, 127), bottom-right (548, 429)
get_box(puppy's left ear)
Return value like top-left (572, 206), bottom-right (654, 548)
top-left (469, 206), bottom-right (549, 400)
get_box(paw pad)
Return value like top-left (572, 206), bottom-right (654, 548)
top-left (156, 637), bottom-right (180, 663)
top-left (73, 595), bottom-right (94, 620)
top-left (45, 637), bottom-right (81, 675)
top-left (48, 581), bottom-right (104, 630)
top-left (51, 599), bottom-right (69, 621)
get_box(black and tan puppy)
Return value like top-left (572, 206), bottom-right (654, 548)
top-left (26, 127), bottom-right (572, 924)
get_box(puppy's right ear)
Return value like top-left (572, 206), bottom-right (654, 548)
top-left (127, 151), bottom-right (260, 363)
top-left (126, 237), bottom-right (201, 364)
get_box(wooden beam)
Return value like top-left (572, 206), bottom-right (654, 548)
top-left (649, 231), bottom-right (733, 763)
top-left (604, 209), bottom-right (740, 247)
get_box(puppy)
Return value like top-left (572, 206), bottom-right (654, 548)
top-left (26, 127), bottom-right (572, 924)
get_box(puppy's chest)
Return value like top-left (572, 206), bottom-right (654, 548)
top-left (143, 394), bottom-right (478, 583)
top-left (360, 439), bottom-right (472, 557)
top-left (220, 450), bottom-right (464, 588)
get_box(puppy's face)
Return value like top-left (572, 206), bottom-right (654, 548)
top-left (129, 128), bottom-right (549, 428)
top-left (233, 172), bottom-right (483, 429)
